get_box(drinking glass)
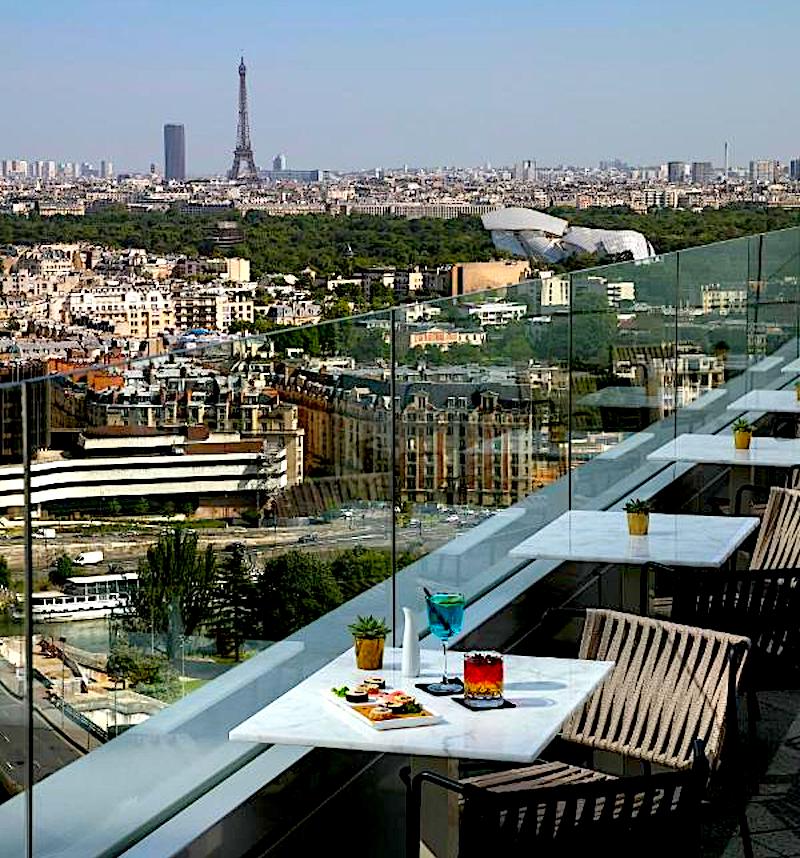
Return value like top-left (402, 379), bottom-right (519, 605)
top-left (464, 652), bottom-right (504, 708)
top-left (425, 592), bottom-right (465, 694)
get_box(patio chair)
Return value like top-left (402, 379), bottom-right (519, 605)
top-left (723, 465), bottom-right (800, 518)
top-left (404, 740), bottom-right (708, 858)
top-left (670, 566), bottom-right (800, 742)
top-left (460, 609), bottom-right (753, 855)
top-left (747, 486), bottom-right (800, 569)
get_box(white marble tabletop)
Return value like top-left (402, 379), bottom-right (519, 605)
top-left (781, 356), bottom-right (800, 375)
top-left (648, 433), bottom-right (800, 468)
top-left (508, 510), bottom-right (758, 567)
top-left (727, 389), bottom-right (800, 414)
top-left (229, 647), bottom-right (613, 763)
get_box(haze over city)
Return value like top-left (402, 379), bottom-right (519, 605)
top-left (4, 0), bottom-right (800, 173)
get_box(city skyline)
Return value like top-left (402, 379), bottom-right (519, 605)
top-left (3, 0), bottom-right (800, 173)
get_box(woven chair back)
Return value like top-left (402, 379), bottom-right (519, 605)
top-left (750, 487), bottom-right (800, 570)
top-left (560, 609), bottom-right (748, 770)
top-left (672, 568), bottom-right (800, 671)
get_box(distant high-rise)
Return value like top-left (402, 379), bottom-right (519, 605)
top-left (164, 124), bottom-right (186, 181)
top-left (791, 158), bottom-right (800, 181)
top-left (667, 161), bottom-right (686, 183)
top-left (750, 159), bottom-right (776, 185)
top-left (100, 159), bottom-right (114, 180)
top-left (272, 152), bottom-right (287, 171)
top-left (691, 161), bottom-right (713, 186)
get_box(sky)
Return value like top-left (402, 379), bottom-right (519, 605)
top-left (3, 0), bottom-right (799, 174)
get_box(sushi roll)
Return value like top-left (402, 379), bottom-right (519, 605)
top-left (345, 688), bottom-right (369, 703)
top-left (367, 706), bottom-right (393, 721)
top-left (364, 676), bottom-right (386, 689)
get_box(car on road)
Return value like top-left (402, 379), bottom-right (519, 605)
top-left (445, 515), bottom-right (460, 524)
top-left (298, 533), bottom-right (319, 544)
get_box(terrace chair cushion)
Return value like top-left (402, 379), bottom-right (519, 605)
top-left (463, 759), bottom-right (611, 792)
top-left (461, 609), bottom-right (748, 796)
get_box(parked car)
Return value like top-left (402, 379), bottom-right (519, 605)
top-left (298, 533), bottom-right (319, 544)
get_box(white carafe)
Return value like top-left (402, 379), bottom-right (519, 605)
top-left (401, 606), bottom-right (420, 677)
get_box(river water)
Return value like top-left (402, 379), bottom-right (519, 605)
top-left (0, 616), bottom-right (112, 653)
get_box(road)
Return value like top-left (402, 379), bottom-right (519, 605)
top-left (2, 510), bottom-right (477, 581)
top-left (0, 677), bottom-right (81, 792)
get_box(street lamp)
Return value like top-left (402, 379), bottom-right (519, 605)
top-left (58, 635), bottom-right (67, 730)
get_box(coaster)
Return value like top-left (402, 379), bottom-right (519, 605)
top-left (415, 678), bottom-right (464, 697)
top-left (453, 697), bottom-right (516, 711)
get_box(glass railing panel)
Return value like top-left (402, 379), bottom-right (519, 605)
top-left (673, 236), bottom-right (756, 439)
top-left (0, 376), bottom-right (29, 853)
top-left (568, 252), bottom-right (679, 509)
top-left (7, 311), bottom-right (398, 854)
top-left (753, 228), bottom-right (800, 366)
top-left (391, 279), bottom-right (570, 628)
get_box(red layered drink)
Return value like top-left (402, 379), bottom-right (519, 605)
top-left (463, 653), bottom-right (504, 708)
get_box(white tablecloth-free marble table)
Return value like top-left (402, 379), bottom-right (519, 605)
top-left (229, 646), bottom-right (613, 763)
top-left (229, 648), bottom-right (612, 858)
top-left (781, 356), bottom-right (800, 375)
top-left (509, 510), bottom-right (759, 614)
top-left (509, 511), bottom-right (758, 568)
top-left (647, 433), bottom-right (800, 468)
top-left (727, 389), bottom-right (800, 414)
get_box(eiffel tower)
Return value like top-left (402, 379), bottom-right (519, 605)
top-left (228, 56), bottom-right (259, 181)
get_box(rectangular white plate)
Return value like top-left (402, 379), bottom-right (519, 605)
top-left (326, 693), bottom-right (443, 730)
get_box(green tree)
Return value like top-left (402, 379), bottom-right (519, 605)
top-left (107, 498), bottom-right (121, 517)
top-left (211, 543), bottom-right (257, 661)
top-left (257, 551), bottom-right (342, 639)
top-left (106, 642), bottom-right (165, 689)
top-left (0, 555), bottom-right (9, 589)
top-left (329, 546), bottom-right (392, 601)
top-left (50, 554), bottom-right (74, 587)
top-left (134, 497), bottom-right (150, 516)
top-left (129, 528), bottom-right (217, 660)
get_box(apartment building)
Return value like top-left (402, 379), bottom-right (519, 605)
top-left (269, 364), bottom-right (563, 509)
top-left (404, 325), bottom-right (486, 351)
top-left (174, 285), bottom-right (254, 331)
top-left (67, 283), bottom-right (174, 337)
top-left (701, 284), bottom-right (747, 315)
top-left (467, 301), bottom-right (528, 326)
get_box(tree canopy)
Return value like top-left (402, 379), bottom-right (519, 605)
top-left (129, 528), bottom-right (217, 660)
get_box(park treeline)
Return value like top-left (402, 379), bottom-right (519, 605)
top-left (3, 204), bottom-right (799, 277)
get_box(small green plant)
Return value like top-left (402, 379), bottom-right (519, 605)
top-left (347, 615), bottom-right (391, 639)
top-left (732, 418), bottom-right (752, 433)
top-left (624, 498), bottom-right (651, 514)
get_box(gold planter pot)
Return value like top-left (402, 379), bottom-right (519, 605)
top-left (354, 637), bottom-right (385, 670)
top-left (795, 387), bottom-right (800, 402)
top-left (734, 430), bottom-right (752, 450)
top-left (627, 512), bottom-right (649, 536)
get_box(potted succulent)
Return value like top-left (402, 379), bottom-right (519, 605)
top-left (348, 615), bottom-right (391, 670)
top-left (732, 418), bottom-right (752, 450)
top-left (624, 498), bottom-right (651, 536)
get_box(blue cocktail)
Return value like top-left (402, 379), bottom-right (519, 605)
top-left (426, 591), bottom-right (465, 694)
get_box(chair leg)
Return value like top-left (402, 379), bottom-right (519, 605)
top-left (746, 689), bottom-right (760, 746)
top-left (400, 766), bottom-right (420, 858)
top-left (739, 807), bottom-right (754, 858)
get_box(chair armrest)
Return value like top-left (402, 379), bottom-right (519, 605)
top-left (733, 484), bottom-right (769, 515)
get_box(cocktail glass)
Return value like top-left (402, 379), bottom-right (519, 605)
top-left (464, 652), bottom-right (504, 709)
top-left (425, 592), bottom-right (465, 694)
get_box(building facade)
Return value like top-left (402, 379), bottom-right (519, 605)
top-left (164, 124), bottom-right (186, 181)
